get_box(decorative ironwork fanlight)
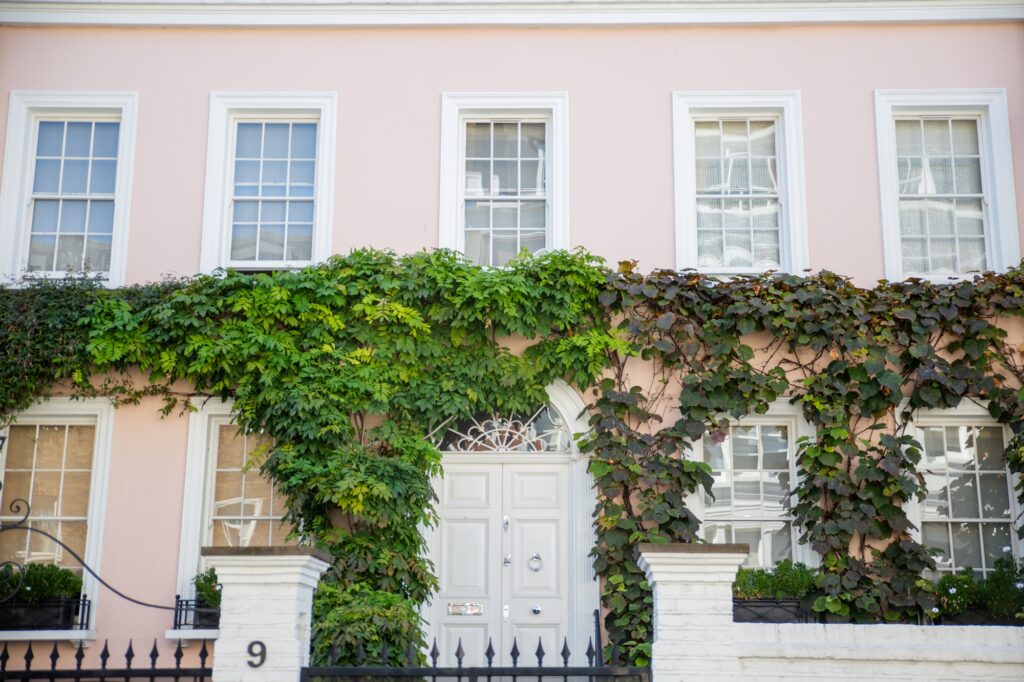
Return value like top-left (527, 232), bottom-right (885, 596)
top-left (441, 405), bottom-right (573, 453)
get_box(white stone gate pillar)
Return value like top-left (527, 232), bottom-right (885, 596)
top-left (204, 546), bottom-right (331, 682)
top-left (635, 543), bottom-right (747, 682)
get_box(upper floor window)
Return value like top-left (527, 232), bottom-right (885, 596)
top-left (200, 93), bottom-right (336, 272)
top-left (875, 90), bottom-right (1020, 281)
top-left (440, 94), bottom-right (568, 266)
top-left (0, 92), bottom-right (137, 286)
top-left (915, 421), bottom-right (1019, 578)
top-left (673, 92), bottom-right (808, 274)
top-left (700, 419), bottom-right (804, 567)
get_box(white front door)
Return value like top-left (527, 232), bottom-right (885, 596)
top-left (429, 460), bottom-right (570, 666)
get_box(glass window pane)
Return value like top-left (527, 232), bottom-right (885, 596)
top-left (466, 123), bottom-right (491, 158)
top-left (752, 231), bottom-right (781, 269)
top-left (465, 200), bottom-right (490, 229)
top-left (259, 224), bottom-right (285, 260)
top-left (464, 230), bottom-right (490, 266)
top-left (27, 234), bottom-right (55, 270)
top-left (290, 160), bottom-right (315, 185)
top-left (233, 201), bottom-right (259, 223)
top-left (976, 427), bottom-right (1005, 469)
top-left (520, 160), bottom-right (544, 195)
top-left (923, 522), bottom-right (952, 570)
top-left (493, 123), bottom-right (517, 158)
top-left (981, 524), bottom-right (1013, 568)
top-left (731, 427), bottom-right (759, 469)
top-left (761, 426), bottom-right (789, 469)
top-left (493, 160), bottom-right (517, 196)
top-left (59, 200), bottom-right (88, 233)
top-left (694, 122), bottom-right (721, 157)
top-left (749, 120), bottom-right (776, 157)
top-left (951, 119), bottom-right (979, 155)
top-left (230, 224), bottom-right (257, 260)
top-left (37, 121), bottom-right (65, 156)
top-left (950, 522), bottom-right (982, 568)
top-left (61, 159), bottom-right (89, 194)
top-left (734, 478), bottom-right (760, 517)
top-left (520, 201), bottom-right (545, 229)
top-left (899, 200), bottom-right (926, 236)
top-left (954, 158), bottom-right (982, 195)
top-left (92, 122), bottom-right (120, 157)
top-left (261, 201), bottom-right (286, 223)
top-left (33, 159), bottom-right (61, 193)
top-left (703, 440), bottom-right (725, 469)
top-left (492, 203), bottom-right (517, 228)
top-left (235, 160), bottom-right (260, 185)
top-left (65, 122), bottom-right (92, 158)
top-left (733, 523), bottom-right (762, 567)
top-left (924, 473), bottom-right (950, 519)
top-left (697, 230), bottom-right (723, 267)
top-left (465, 160), bottom-right (490, 195)
top-left (767, 522), bottom-right (791, 566)
top-left (762, 471), bottom-right (789, 516)
top-left (288, 201), bottom-right (314, 223)
top-left (923, 119), bottom-right (951, 156)
top-left (696, 199), bottom-right (722, 228)
top-left (722, 120), bottom-right (748, 157)
top-left (262, 160), bottom-right (287, 185)
top-left (32, 200), bottom-right (60, 232)
top-left (263, 123), bottom-right (289, 158)
top-left (492, 230), bottom-right (518, 266)
top-left (65, 426), bottom-right (95, 469)
top-left (287, 225), bottom-right (313, 261)
top-left (724, 229), bottom-right (753, 267)
top-left (56, 235), bottom-right (84, 270)
top-left (84, 235), bottom-right (112, 272)
top-left (948, 473), bottom-right (979, 518)
top-left (895, 120), bottom-right (922, 156)
top-left (236, 123), bottom-right (262, 158)
top-left (978, 473), bottom-right (1011, 519)
top-left (89, 160), bottom-right (117, 194)
top-left (520, 123), bottom-right (545, 159)
top-left (520, 230), bottom-right (545, 255)
top-left (928, 158), bottom-right (954, 194)
top-left (290, 123), bottom-right (317, 159)
top-left (695, 159), bottom-right (722, 193)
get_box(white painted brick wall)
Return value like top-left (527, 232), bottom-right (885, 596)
top-left (637, 544), bottom-right (1024, 682)
top-left (205, 549), bottom-right (330, 682)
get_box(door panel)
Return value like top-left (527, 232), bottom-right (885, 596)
top-left (430, 461), bottom-right (569, 666)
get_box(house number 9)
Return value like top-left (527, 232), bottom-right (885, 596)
top-left (247, 641), bottom-right (267, 668)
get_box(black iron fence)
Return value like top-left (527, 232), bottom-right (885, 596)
top-left (0, 638), bottom-right (211, 680)
top-left (172, 597), bottom-right (220, 630)
top-left (303, 615), bottom-right (649, 682)
top-left (0, 597), bottom-right (91, 631)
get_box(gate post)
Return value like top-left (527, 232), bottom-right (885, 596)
top-left (204, 546), bottom-right (332, 682)
top-left (635, 543), bottom-right (748, 682)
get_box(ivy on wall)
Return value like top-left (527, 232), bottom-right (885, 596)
top-left (1, 250), bottom-right (1023, 666)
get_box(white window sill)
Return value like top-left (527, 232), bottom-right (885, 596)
top-left (165, 628), bottom-right (219, 643)
top-left (0, 629), bottom-right (96, 643)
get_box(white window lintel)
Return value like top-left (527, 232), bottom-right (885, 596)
top-left (0, 91), bottom-right (138, 286)
top-left (874, 88), bottom-right (1020, 282)
top-left (672, 90), bottom-right (808, 275)
top-left (199, 92), bottom-right (337, 273)
top-left (438, 92), bottom-right (569, 256)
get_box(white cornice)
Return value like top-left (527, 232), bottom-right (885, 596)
top-left (0, 0), bottom-right (1021, 28)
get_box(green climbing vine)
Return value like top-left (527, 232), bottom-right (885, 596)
top-left (1, 249), bottom-right (1023, 667)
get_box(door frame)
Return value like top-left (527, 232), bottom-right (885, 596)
top-left (426, 380), bottom-right (599, 661)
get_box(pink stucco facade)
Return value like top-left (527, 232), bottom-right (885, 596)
top-left (0, 10), bottom-right (1022, 662)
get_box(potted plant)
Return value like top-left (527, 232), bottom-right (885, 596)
top-left (733, 560), bottom-right (815, 624)
top-left (935, 558), bottom-right (1024, 626)
top-left (0, 564), bottom-right (85, 630)
top-left (191, 567), bottom-right (221, 628)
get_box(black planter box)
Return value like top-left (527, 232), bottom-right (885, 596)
top-left (0, 597), bottom-right (87, 630)
top-left (733, 598), bottom-right (808, 624)
top-left (940, 607), bottom-right (1024, 626)
top-left (193, 600), bottom-right (220, 629)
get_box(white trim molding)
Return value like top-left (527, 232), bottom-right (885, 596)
top-left (0, 397), bottom-right (116, 633)
top-left (199, 92), bottom-right (337, 273)
top-left (0, 1), bottom-right (1021, 27)
top-left (672, 91), bottom-right (808, 275)
top-left (874, 89), bottom-right (1020, 282)
top-left (439, 92), bottom-right (569, 260)
top-left (0, 91), bottom-right (138, 286)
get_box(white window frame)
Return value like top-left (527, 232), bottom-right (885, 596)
top-left (875, 89), bottom-right (1020, 282)
top-left (0, 397), bottom-right (114, 640)
top-left (673, 91), bottom-right (808, 275)
top-left (904, 402), bottom-right (1022, 572)
top-left (0, 91), bottom-right (138, 287)
top-left (199, 92), bottom-right (337, 273)
top-left (439, 93), bottom-right (569, 260)
top-left (690, 400), bottom-right (816, 567)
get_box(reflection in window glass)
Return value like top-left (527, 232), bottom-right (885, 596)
top-left (702, 423), bottom-right (796, 567)
top-left (919, 425), bottom-right (1015, 577)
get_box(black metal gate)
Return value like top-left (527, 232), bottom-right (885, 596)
top-left (0, 639), bottom-right (212, 680)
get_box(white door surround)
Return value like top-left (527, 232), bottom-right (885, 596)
top-left (426, 381), bottom-right (599, 666)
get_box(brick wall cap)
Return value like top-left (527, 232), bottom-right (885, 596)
top-left (636, 542), bottom-right (750, 555)
top-left (202, 545), bottom-right (333, 563)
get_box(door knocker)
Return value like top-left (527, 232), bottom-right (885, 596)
top-left (528, 553), bottom-right (543, 572)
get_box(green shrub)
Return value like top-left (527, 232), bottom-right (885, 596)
top-left (0, 563), bottom-right (82, 603)
top-left (935, 571), bottom-right (981, 618)
top-left (310, 581), bottom-right (426, 666)
top-left (733, 560), bottom-right (816, 600)
top-left (192, 567), bottom-right (221, 609)
top-left (976, 556), bottom-right (1024, 621)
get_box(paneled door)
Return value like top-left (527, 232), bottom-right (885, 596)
top-left (428, 461), bottom-right (570, 665)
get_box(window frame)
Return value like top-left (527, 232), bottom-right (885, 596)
top-left (0, 91), bottom-right (138, 287)
top-left (672, 91), bottom-right (808, 275)
top-left (199, 92), bottom-right (337, 273)
top-left (690, 400), bottom-right (816, 568)
top-left (905, 403), bottom-right (1022, 576)
top-left (439, 93), bottom-right (569, 262)
top-left (874, 89), bottom-right (1020, 282)
top-left (0, 397), bottom-right (115, 638)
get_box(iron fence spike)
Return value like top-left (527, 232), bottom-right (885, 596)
top-left (405, 641), bottom-right (415, 666)
top-left (149, 639), bottom-right (160, 669)
top-left (49, 642), bottom-right (59, 670)
top-left (455, 637), bottom-right (465, 669)
top-left (585, 638), bottom-right (595, 667)
top-left (199, 640), bottom-right (210, 668)
top-left (74, 641), bottom-right (85, 670)
top-left (330, 639), bottom-right (341, 666)
top-left (23, 641), bottom-right (33, 671)
top-left (561, 638), bottom-right (571, 667)
top-left (355, 642), bottom-right (365, 665)
top-left (99, 640), bottom-right (109, 670)
top-left (510, 637), bottom-right (520, 667)
top-left (0, 642), bottom-right (9, 671)
top-left (611, 642), bottom-right (620, 665)
top-left (430, 638), bottom-right (439, 668)
top-left (125, 639), bottom-right (135, 669)
top-left (485, 638), bottom-right (495, 667)
top-left (535, 637), bottom-right (545, 666)
top-left (173, 640), bottom-right (184, 669)
top-left (380, 638), bottom-right (390, 666)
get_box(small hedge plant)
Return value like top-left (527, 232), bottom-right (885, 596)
top-left (310, 582), bottom-right (426, 666)
top-left (733, 560), bottom-right (816, 601)
top-left (935, 557), bottom-right (1024, 622)
top-left (0, 564), bottom-right (83, 603)
top-left (192, 567), bottom-right (221, 609)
